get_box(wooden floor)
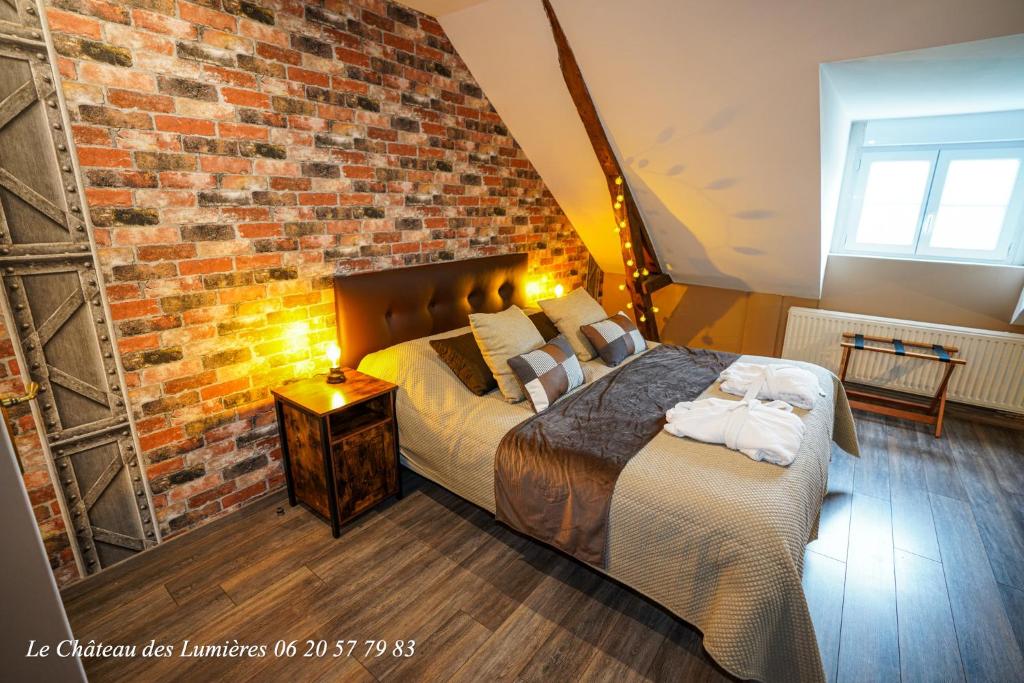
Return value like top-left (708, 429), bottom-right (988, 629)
top-left (62, 413), bottom-right (1024, 682)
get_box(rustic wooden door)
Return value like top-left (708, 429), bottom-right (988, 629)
top-left (0, 2), bottom-right (156, 574)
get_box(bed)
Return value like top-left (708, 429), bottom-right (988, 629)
top-left (335, 254), bottom-right (859, 683)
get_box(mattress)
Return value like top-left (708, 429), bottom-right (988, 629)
top-left (359, 329), bottom-right (858, 683)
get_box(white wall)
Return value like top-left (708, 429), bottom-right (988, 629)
top-left (405, 0), bottom-right (1024, 298)
top-left (0, 422), bottom-right (85, 681)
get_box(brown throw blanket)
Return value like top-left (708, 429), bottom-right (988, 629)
top-left (494, 345), bottom-right (738, 566)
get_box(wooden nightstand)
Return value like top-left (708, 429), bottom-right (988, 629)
top-left (272, 370), bottom-right (401, 537)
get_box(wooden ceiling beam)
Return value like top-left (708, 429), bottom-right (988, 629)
top-left (541, 0), bottom-right (665, 340)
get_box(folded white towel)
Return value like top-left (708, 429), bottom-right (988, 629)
top-left (719, 362), bottom-right (824, 410)
top-left (663, 394), bottom-right (805, 466)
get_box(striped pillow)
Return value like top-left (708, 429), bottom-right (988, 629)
top-left (580, 312), bottom-right (647, 366)
top-left (507, 335), bottom-right (585, 413)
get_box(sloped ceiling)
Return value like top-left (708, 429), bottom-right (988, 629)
top-left (403, 0), bottom-right (1024, 298)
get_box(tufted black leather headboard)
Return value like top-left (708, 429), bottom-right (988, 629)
top-left (333, 253), bottom-right (529, 368)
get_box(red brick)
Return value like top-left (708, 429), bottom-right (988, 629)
top-left (221, 88), bottom-right (270, 109)
top-left (200, 377), bottom-right (249, 401)
top-left (221, 481), bottom-right (267, 509)
top-left (116, 332), bottom-right (159, 353)
top-left (77, 147), bottom-right (132, 168)
top-left (72, 124), bottom-right (111, 145)
top-left (287, 66), bottom-right (329, 87)
top-left (298, 193), bottom-right (336, 206)
top-left (218, 122), bottom-right (268, 140)
top-left (179, 2), bottom-right (236, 31)
top-left (202, 65), bottom-right (257, 88)
top-left (199, 156), bottom-right (251, 174)
top-left (85, 188), bottom-right (133, 206)
top-left (132, 9), bottom-right (197, 39)
top-left (139, 426), bottom-right (184, 452)
top-left (46, 9), bottom-right (102, 39)
top-left (155, 115), bottom-right (217, 135)
top-left (178, 257), bottom-right (232, 275)
top-left (109, 298), bottom-right (161, 320)
top-left (137, 244), bottom-right (197, 261)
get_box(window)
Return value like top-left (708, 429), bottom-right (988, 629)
top-left (834, 139), bottom-right (1024, 264)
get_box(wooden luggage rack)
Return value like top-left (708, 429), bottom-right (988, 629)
top-left (839, 332), bottom-right (966, 438)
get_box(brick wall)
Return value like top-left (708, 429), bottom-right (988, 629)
top-left (15, 0), bottom-right (588, 586)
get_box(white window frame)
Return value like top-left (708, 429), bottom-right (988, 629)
top-left (832, 135), bottom-right (1024, 265)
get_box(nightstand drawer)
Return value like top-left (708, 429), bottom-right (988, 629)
top-left (332, 421), bottom-right (397, 519)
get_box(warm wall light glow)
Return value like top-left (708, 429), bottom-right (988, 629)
top-left (526, 276), bottom-right (562, 303)
top-left (285, 321), bottom-right (310, 349)
top-left (525, 279), bottom-right (542, 301)
top-left (618, 283), bottom-right (626, 291)
top-left (326, 342), bottom-right (341, 367)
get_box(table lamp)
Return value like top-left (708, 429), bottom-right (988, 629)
top-left (326, 342), bottom-right (346, 384)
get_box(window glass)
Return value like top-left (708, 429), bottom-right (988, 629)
top-left (928, 158), bottom-right (1020, 251)
top-left (854, 160), bottom-right (931, 246)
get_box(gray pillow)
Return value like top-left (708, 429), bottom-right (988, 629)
top-left (469, 305), bottom-right (545, 402)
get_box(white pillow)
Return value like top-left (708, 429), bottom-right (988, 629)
top-left (538, 288), bottom-right (608, 361)
top-left (469, 305), bottom-right (545, 402)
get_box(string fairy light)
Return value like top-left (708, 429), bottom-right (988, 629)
top-left (611, 173), bottom-right (655, 329)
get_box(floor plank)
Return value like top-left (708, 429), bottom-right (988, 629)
top-left (852, 415), bottom-right (890, 499)
top-left (891, 486), bottom-right (940, 561)
top-left (893, 549), bottom-right (964, 682)
top-left (386, 610), bottom-right (492, 681)
top-left (999, 583), bottom-right (1024, 655)
top-left (930, 493), bottom-right (1024, 681)
top-left (802, 550), bottom-right (846, 683)
top-left (807, 445), bottom-right (855, 562)
top-left (577, 589), bottom-right (676, 682)
top-left (837, 493), bottom-right (900, 683)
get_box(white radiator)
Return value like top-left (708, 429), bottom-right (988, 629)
top-left (781, 307), bottom-right (1024, 414)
